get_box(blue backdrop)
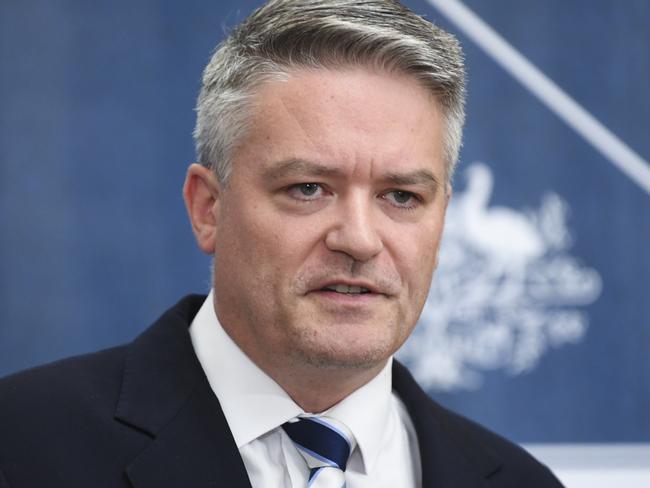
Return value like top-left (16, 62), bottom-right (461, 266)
top-left (1, 0), bottom-right (648, 443)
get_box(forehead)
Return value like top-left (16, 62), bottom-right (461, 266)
top-left (232, 67), bottom-right (446, 180)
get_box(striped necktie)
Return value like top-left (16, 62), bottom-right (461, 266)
top-left (282, 416), bottom-right (355, 488)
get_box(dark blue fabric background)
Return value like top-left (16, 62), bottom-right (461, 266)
top-left (1, 0), bottom-right (648, 443)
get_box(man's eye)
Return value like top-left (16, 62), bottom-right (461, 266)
top-left (384, 190), bottom-right (419, 208)
top-left (287, 183), bottom-right (324, 200)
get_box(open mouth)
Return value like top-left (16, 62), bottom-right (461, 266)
top-left (321, 284), bottom-right (372, 295)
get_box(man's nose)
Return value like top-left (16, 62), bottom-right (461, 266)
top-left (324, 197), bottom-right (383, 262)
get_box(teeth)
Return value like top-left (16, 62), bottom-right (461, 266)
top-left (325, 284), bottom-right (370, 294)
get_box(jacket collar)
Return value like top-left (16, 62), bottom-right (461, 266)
top-left (393, 361), bottom-right (503, 487)
top-left (114, 294), bottom-right (252, 488)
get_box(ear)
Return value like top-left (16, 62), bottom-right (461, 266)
top-left (183, 163), bottom-right (221, 254)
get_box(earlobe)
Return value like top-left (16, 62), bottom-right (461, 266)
top-left (183, 163), bottom-right (221, 254)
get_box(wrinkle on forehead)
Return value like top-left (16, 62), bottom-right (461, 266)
top-left (251, 78), bottom-right (319, 152)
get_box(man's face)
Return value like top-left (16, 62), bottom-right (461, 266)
top-left (211, 67), bottom-right (449, 376)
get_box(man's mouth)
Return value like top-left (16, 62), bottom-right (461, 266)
top-left (321, 284), bottom-right (372, 295)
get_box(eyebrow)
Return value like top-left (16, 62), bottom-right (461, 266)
top-left (261, 158), bottom-right (344, 180)
top-left (261, 157), bottom-right (441, 192)
top-left (381, 169), bottom-right (441, 193)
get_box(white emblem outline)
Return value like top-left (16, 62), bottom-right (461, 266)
top-left (398, 163), bottom-right (602, 391)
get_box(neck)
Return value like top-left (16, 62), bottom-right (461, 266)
top-left (270, 360), bottom-right (388, 413)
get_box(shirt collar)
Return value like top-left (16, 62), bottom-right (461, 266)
top-left (189, 291), bottom-right (303, 448)
top-left (189, 291), bottom-right (394, 473)
top-left (323, 356), bottom-right (393, 473)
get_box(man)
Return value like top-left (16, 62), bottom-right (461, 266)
top-left (0, 1), bottom-right (564, 487)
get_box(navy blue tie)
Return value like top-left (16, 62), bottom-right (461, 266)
top-left (282, 416), bottom-right (355, 487)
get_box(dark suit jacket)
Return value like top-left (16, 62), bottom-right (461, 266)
top-left (0, 295), bottom-right (563, 487)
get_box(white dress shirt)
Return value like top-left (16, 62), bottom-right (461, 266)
top-left (189, 291), bottom-right (421, 488)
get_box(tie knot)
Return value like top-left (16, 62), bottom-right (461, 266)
top-left (282, 416), bottom-right (354, 472)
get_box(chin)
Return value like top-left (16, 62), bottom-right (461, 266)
top-left (297, 350), bottom-right (390, 371)
top-left (291, 330), bottom-right (399, 371)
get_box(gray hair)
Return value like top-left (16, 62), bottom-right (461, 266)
top-left (194, 0), bottom-right (466, 183)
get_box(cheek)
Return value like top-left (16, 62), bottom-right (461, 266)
top-left (214, 204), bottom-right (268, 283)
top-left (226, 207), bottom-right (317, 283)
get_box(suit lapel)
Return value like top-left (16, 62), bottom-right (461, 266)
top-left (114, 295), bottom-right (251, 488)
top-left (393, 361), bottom-right (501, 488)
top-left (124, 380), bottom-right (252, 488)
